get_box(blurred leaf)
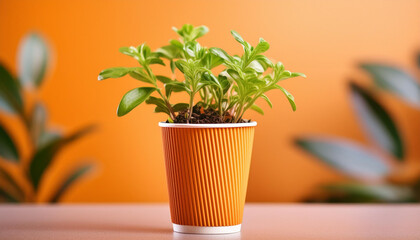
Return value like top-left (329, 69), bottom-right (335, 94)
top-left (38, 130), bottom-right (62, 149)
top-left (350, 82), bottom-right (404, 160)
top-left (0, 64), bottom-right (23, 114)
top-left (296, 137), bottom-right (390, 180)
top-left (361, 63), bottom-right (420, 107)
top-left (417, 52), bottom-right (420, 69)
top-left (50, 163), bottom-right (94, 203)
top-left (323, 183), bottom-right (414, 203)
top-left (17, 33), bottom-right (49, 87)
top-left (0, 166), bottom-right (24, 201)
top-left (0, 188), bottom-right (18, 203)
top-left (29, 102), bottom-right (47, 148)
top-left (0, 122), bottom-right (19, 162)
top-left (29, 125), bottom-right (95, 190)
top-left (117, 87), bottom-right (156, 117)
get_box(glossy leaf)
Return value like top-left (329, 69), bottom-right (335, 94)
top-left (146, 96), bottom-right (168, 111)
top-left (17, 33), bottom-right (48, 87)
top-left (261, 94), bottom-right (272, 108)
top-left (350, 82), bottom-right (404, 160)
top-left (231, 30), bottom-right (245, 45)
top-left (165, 82), bottom-right (190, 97)
top-left (250, 104), bottom-right (264, 115)
top-left (209, 48), bottom-right (232, 62)
top-left (253, 38), bottom-right (270, 55)
top-left (117, 87), bottom-right (156, 116)
top-left (50, 163), bottom-right (94, 203)
top-left (29, 125), bottom-right (95, 190)
top-left (172, 103), bottom-right (189, 112)
top-left (276, 85), bottom-right (296, 111)
top-left (296, 136), bottom-right (390, 180)
top-left (0, 123), bottom-right (19, 162)
top-left (0, 64), bottom-right (23, 114)
top-left (361, 63), bottom-right (420, 107)
top-left (98, 67), bottom-right (146, 81)
top-left (156, 75), bottom-right (173, 84)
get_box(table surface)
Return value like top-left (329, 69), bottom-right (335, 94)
top-left (1, 204), bottom-right (419, 240)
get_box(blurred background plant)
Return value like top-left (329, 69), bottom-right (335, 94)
top-left (296, 54), bottom-right (420, 203)
top-left (0, 33), bottom-right (95, 203)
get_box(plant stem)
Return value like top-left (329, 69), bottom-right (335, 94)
top-left (187, 93), bottom-right (194, 123)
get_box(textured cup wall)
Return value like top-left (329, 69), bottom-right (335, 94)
top-left (161, 126), bottom-right (255, 227)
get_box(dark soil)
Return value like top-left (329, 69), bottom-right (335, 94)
top-left (168, 105), bottom-right (250, 124)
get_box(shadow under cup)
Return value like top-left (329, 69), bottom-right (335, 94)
top-left (160, 122), bottom-right (256, 234)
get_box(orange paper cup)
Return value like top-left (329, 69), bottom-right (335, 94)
top-left (159, 122), bottom-right (257, 234)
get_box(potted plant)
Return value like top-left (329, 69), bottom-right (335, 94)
top-left (98, 24), bottom-right (305, 234)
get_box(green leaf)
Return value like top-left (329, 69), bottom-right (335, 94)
top-left (98, 67), bottom-right (145, 81)
top-left (247, 60), bottom-right (264, 73)
top-left (360, 63), bottom-right (420, 107)
top-left (253, 38), bottom-right (270, 55)
top-left (119, 46), bottom-right (138, 58)
top-left (296, 137), bottom-right (390, 180)
top-left (117, 87), bottom-right (156, 116)
top-left (209, 48), bottom-right (232, 62)
top-left (231, 30), bottom-right (245, 45)
top-left (29, 125), bottom-right (95, 190)
top-left (350, 82), bottom-right (404, 160)
top-left (276, 85), bottom-right (296, 111)
top-left (18, 33), bottom-right (49, 87)
top-left (291, 72), bottom-right (306, 78)
top-left (29, 102), bottom-right (47, 148)
top-left (156, 75), bottom-right (173, 84)
top-left (0, 122), bottom-right (19, 162)
top-left (226, 69), bottom-right (241, 82)
top-left (0, 64), bottom-right (23, 114)
top-left (128, 70), bottom-right (152, 83)
top-left (323, 183), bottom-right (413, 203)
top-left (146, 96), bottom-right (168, 111)
top-left (0, 188), bottom-right (18, 203)
top-left (156, 45), bottom-right (182, 60)
top-left (170, 60), bottom-right (176, 73)
top-left (165, 82), bottom-right (190, 97)
top-left (172, 103), bottom-right (189, 112)
top-left (49, 163), bottom-right (94, 203)
top-left (261, 94), bottom-right (272, 108)
top-left (250, 104), bottom-right (264, 115)
top-left (148, 58), bottom-right (165, 66)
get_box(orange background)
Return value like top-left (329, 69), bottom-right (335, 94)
top-left (0, 0), bottom-right (420, 202)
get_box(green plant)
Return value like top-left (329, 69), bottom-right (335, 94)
top-left (0, 33), bottom-right (95, 203)
top-left (98, 24), bottom-right (305, 123)
top-left (296, 54), bottom-right (420, 203)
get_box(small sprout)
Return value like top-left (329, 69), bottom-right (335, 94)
top-left (98, 24), bottom-right (305, 123)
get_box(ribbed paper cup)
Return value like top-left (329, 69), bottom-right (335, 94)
top-left (159, 122), bottom-right (256, 234)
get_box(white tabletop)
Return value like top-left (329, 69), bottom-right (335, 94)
top-left (1, 204), bottom-right (419, 240)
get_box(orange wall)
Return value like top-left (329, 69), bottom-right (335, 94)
top-left (0, 0), bottom-right (419, 202)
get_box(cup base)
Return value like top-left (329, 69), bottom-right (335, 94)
top-left (172, 223), bottom-right (241, 234)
